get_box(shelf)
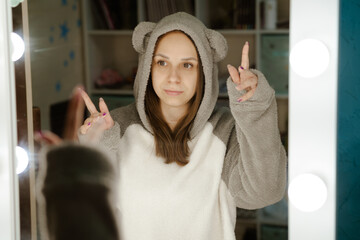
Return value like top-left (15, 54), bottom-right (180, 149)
top-left (259, 29), bottom-right (289, 34)
top-left (218, 29), bottom-right (289, 35)
top-left (218, 29), bottom-right (257, 35)
top-left (218, 93), bottom-right (288, 99)
top-left (91, 88), bottom-right (134, 96)
top-left (275, 94), bottom-right (289, 99)
top-left (218, 93), bottom-right (229, 98)
top-left (259, 217), bottom-right (287, 227)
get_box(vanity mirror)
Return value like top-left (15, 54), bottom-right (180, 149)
top-left (2, 0), bottom-right (353, 240)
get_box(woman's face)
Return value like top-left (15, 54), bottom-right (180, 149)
top-left (151, 31), bottom-right (199, 113)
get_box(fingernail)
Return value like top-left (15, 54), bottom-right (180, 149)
top-left (87, 122), bottom-right (91, 126)
top-left (246, 41), bottom-right (249, 45)
top-left (237, 98), bottom-right (243, 102)
top-left (99, 97), bottom-right (104, 101)
top-left (102, 112), bottom-right (107, 116)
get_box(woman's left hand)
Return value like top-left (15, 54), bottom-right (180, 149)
top-left (34, 87), bottom-right (85, 145)
top-left (35, 86), bottom-right (106, 145)
top-left (227, 41), bottom-right (258, 102)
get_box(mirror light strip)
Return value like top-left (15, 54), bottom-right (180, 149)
top-left (0, 0), bottom-right (20, 240)
top-left (289, 0), bottom-right (339, 239)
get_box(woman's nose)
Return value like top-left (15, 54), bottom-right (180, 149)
top-left (168, 67), bottom-right (180, 83)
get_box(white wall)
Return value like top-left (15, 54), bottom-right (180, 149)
top-left (29, 0), bottom-right (84, 130)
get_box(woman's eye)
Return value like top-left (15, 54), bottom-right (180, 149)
top-left (157, 60), bottom-right (167, 66)
top-left (184, 63), bottom-right (193, 69)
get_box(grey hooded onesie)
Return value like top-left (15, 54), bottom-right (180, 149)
top-left (38, 12), bottom-right (287, 240)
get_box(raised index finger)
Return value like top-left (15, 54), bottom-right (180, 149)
top-left (240, 41), bottom-right (250, 70)
top-left (63, 87), bottom-right (85, 140)
top-left (80, 88), bottom-right (98, 114)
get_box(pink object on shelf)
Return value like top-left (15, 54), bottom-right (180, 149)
top-left (95, 68), bottom-right (124, 89)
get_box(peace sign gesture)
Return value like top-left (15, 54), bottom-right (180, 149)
top-left (79, 89), bottom-right (114, 135)
top-left (227, 41), bottom-right (258, 102)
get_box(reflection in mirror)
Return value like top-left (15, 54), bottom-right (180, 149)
top-left (15, 0), bottom-right (290, 239)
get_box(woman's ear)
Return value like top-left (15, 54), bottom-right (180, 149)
top-left (205, 29), bottom-right (228, 62)
top-left (132, 22), bottom-right (156, 54)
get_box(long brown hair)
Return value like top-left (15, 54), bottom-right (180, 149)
top-left (145, 32), bottom-right (204, 166)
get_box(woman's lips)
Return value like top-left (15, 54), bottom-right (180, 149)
top-left (164, 90), bottom-right (183, 96)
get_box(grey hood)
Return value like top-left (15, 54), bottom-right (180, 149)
top-left (132, 12), bottom-right (228, 138)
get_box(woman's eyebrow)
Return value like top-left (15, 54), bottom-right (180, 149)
top-left (154, 54), bottom-right (198, 62)
top-left (154, 53), bottom-right (169, 59)
top-left (181, 57), bottom-right (198, 61)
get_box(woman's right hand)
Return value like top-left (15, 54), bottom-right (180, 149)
top-left (79, 89), bottom-right (114, 135)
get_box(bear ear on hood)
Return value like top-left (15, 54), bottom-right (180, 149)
top-left (205, 29), bottom-right (228, 63)
top-left (132, 22), bottom-right (156, 54)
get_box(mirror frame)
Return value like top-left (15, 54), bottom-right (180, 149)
top-left (289, 0), bottom-right (338, 239)
top-left (0, 0), bottom-right (340, 240)
top-left (0, 0), bottom-right (21, 239)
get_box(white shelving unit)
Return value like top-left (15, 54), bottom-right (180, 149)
top-left (82, 0), bottom-right (289, 98)
top-left (81, 1), bottom-right (289, 239)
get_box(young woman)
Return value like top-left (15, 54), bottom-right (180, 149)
top-left (38, 12), bottom-right (286, 240)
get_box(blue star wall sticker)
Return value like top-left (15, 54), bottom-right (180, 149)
top-left (59, 21), bottom-right (69, 41)
top-left (69, 50), bottom-right (75, 60)
top-left (61, 0), bottom-right (67, 6)
top-left (55, 80), bottom-right (62, 92)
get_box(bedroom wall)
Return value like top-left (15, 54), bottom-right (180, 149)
top-left (29, 0), bottom-right (84, 130)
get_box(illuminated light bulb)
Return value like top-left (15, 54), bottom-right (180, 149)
top-left (10, 32), bottom-right (25, 62)
top-left (290, 39), bottom-right (330, 78)
top-left (288, 173), bottom-right (327, 212)
top-left (15, 146), bottom-right (29, 174)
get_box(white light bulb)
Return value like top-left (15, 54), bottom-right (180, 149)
top-left (10, 32), bottom-right (25, 62)
top-left (290, 39), bottom-right (330, 78)
top-left (288, 173), bottom-right (327, 212)
top-left (15, 146), bottom-right (29, 174)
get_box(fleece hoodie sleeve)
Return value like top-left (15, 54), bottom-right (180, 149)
top-left (223, 69), bottom-right (287, 209)
top-left (37, 143), bottom-right (119, 240)
top-left (100, 121), bottom-right (121, 153)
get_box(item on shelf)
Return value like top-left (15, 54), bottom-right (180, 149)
top-left (94, 68), bottom-right (124, 89)
top-left (90, 0), bottom-right (138, 30)
top-left (262, 0), bottom-right (277, 29)
top-left (145, 0), bottom-right (194, 22)
top-left (277, 19), bottom-right (289, 29)
top-left (116, 0), bottom-right (138, 29)
top-left (234, 0), bottom-right (256, 29)
top-left (98, 0), bottom-right (116, 29)
top-left (209, 0), bottom-right (234, 29)
top-left (89, 0), bottom-right (108, 29)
